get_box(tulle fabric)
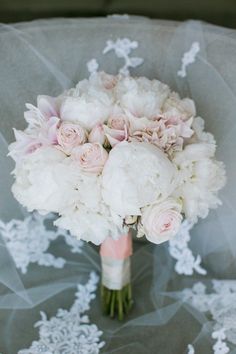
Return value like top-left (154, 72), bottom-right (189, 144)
top-left (0, 16), bottom-right (236, 353)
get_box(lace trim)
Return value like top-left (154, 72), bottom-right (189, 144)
top-left (103, 38), bottom-right (144, 75)
top-left (0, 213), bottom-right (83, 274)
top-left (212, 329), bottom-right (230, 354)
top-left (188, 331), bottom-right (230, 354)
top-left (18, 272), bottom-right (105, 354)
top-left (177, 42), bottom-right (200, 78)
top-left (87, 59), bottom-right (99, 74)
top-left (182, 280), bottom-right (236, 352)
top-left (168, 220), bottom-right (207, 276)
top-left (187, 344), bottom-right (195, 354)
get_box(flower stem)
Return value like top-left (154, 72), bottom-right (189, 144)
top-left (101, 283), bottom-right (133, 321)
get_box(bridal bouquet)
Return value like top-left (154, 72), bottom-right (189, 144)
top-left (9, 72), bottom-right (226, 320)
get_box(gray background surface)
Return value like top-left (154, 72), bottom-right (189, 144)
top-left (0, 0), bottom-right (236, 28)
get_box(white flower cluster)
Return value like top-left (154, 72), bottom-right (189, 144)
top-left (9, 72), bottom-right (226, 245)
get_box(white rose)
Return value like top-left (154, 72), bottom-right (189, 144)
top-left (173, 143), bottom-right (226, 222)
top-left (12, 147), bottom-right (80, 214)
top-left (140, 198), bottom-right (183, 244)
top-left (102, 141), bottom-right (177, 216)
top-left (116, 76), bottom-right (170, 118)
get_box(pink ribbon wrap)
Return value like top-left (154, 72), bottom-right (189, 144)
top-left (100, 231), bottom-right (132, 290)
top-left (100, 231), bottom-right (132, 259)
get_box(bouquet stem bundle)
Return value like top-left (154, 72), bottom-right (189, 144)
top-left (100, 232), bottom-right (133, 320)
top-left (101, 283), bottom-right (133, 321)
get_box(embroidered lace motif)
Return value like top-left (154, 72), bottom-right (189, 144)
top-left (0, 213), bottom-right (83, 274)
top-left (168, 220), bottom-right (206, 276)
top-left (18, 272), bottom-right (105, 354)
top-left (103, 38), bottom-right (144, 75)
top-left (182, 280), bottom-right (236, 352)
top-left (177, 42), bottom-right (200, 78)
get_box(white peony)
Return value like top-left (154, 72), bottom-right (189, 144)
top-left (60, 74), bottom-right (114, 130)
top-left (55, 205), bottom-right (124, 245)
top-left (60, 96), bottom-right (112, 130)
top-left (162, 92), bottom-right (196, 120)
top-left (75, 173), bottom-right (103, 212)
top-left (9, 72), bottom-right (226, 247)
top-left (140, 198), bottom-right (183, 244)
top-left (102, 141), bottom-right (177, 217)
top-left (173, 142), bottom-right (216, 164)
top-left (173, 143), bottom-right (226, 222)
top-left (11, 146), bottom-right (80, 214)
top-left (116, 76), bottom-right (170, 118)
top-left (191, 116), bottom-right (216, 145)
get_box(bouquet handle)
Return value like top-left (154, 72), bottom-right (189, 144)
top-left (100, 231), bottom-right (133, 320)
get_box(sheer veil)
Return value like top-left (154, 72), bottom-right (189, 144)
top-left (0, 17), bottom-right (236, 353)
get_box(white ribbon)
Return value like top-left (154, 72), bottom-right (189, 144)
top-left (101, 257), bottom-right (131, 290)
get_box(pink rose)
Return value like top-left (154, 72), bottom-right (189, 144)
top-left (88, 124), bottom-right (105, 144)
top-left (140, 198), bottom-right (183, 244)
top-left (57, 122), bottom-right (87, 153)
top-left (104, 126), bottom-right (128, 147)
top-left (72, 143), bottom-right (108, 174)
top-left (104, 113), bottom-right (129, 147)
top-left (107, 115), bottom-right (127, 130)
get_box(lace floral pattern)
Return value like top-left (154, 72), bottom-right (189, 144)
top-left (103, 38), bottom-right (144, 75)
top-left (168, 220), bottom-right (206, 276)
top-left (187, 344), bottom-right (195, 354)
top-left (0, 213), bottom-right (83, 274)
top-left (18, 272), bottom-right (105, 354)
top-left (87, 59), bottom-right (99, 74)
top-left (177, 42), bottom-right (200, 78)
top-left (182, 280), bottom-right (236, 351)
top-left (212, 329), bottom-right (230, 354)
